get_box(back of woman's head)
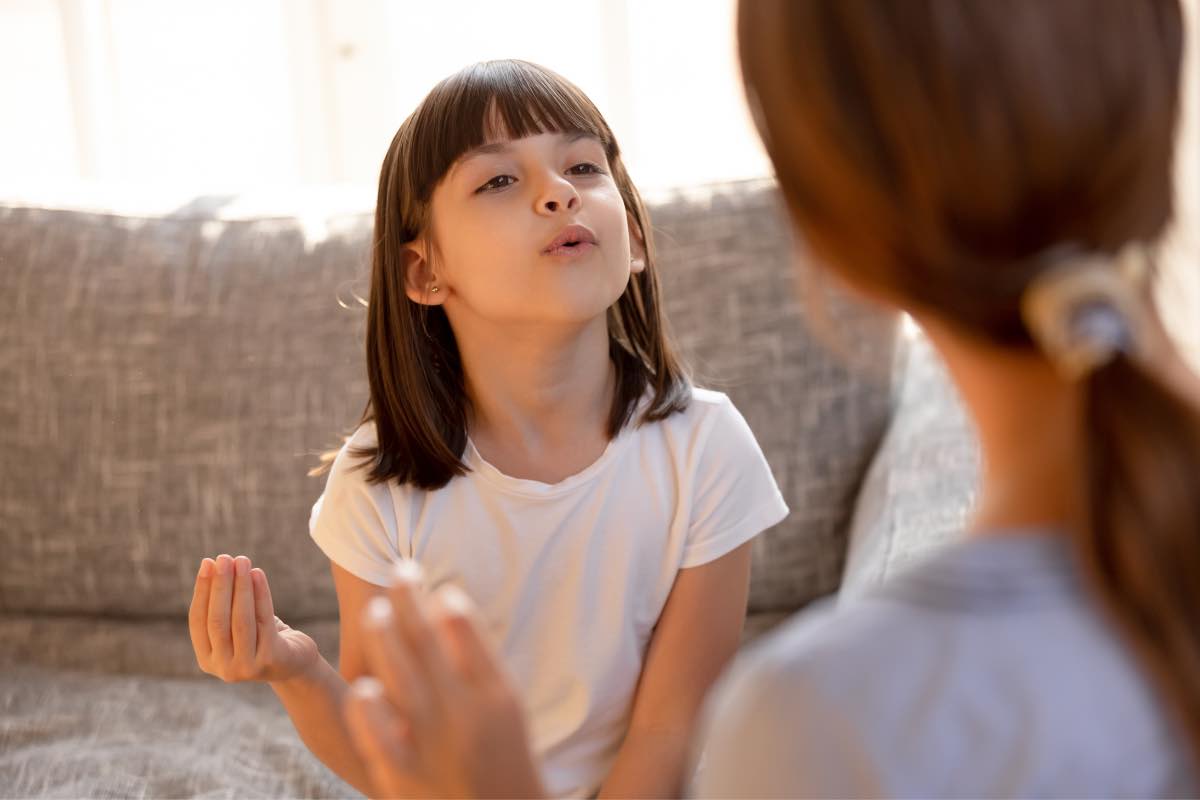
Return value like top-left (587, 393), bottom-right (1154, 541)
top-left (739, 0), bottom-right (1200, 765)
top-left (351, 60), bottom-right (688, 490)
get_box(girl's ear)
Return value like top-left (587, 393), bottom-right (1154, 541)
top-left (627, 211), bottom-right (647, 274)
top-left (402, 240), bottom-right (447, 306)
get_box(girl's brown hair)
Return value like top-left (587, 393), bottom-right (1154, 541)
top-left (739, 0), bottom-right (1200, 765)
top-left (334, 59), bottom-right (689, 490)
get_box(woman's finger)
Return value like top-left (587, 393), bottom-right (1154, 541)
top-left (428, 584), bottom-right (501, 684)
top-left (207, 554), bottom-right (235, 663)
top-left (230, 556), bottom-right (257, 662)
top-left (386, 561), bottom-right (457, 696)
top-left (343, 677), bottom-right (419, 799)
top-left (188, 558), bottom-right (215, 663)
top-left (361, 595), bottom-right (426, 722)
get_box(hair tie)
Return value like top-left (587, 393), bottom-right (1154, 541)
top-left (1020, 241), bottom-right (1153, 380)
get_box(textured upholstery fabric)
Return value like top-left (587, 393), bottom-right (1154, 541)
top-left (0, 611), bottom-right (788, 682)
top-left (0, 180), bottom-right (896, 623)
top-left (0, 206), bottom-right (369, 621)
top-left (0, 666), bottom-right (356, 798)
top-left (839, 329), bottom-right (980, 598)
top-left (0, 615), bottom-right (342, 680)
top-left (649, 182), bottom-right (897, 612)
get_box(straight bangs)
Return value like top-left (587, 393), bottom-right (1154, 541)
top-left (405, 60), bottom-right (619, 208)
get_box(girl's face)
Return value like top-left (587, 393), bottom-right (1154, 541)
top-left (409, 130), bottom-right (644, 328)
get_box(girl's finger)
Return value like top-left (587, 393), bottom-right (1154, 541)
top-left (251, 568), bottom-right (276, 649)
top-left (188, 559), bottom-right (215, 662)
top-left (343, 677), bottom-right (419, 798)
top-left (207, 554), bottom-right (236, 663)
top-left (230, 556), bottom-right (257, 662)
top-left (361, 595), bottom-right (426, 722)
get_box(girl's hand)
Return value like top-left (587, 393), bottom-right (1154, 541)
top-left (341, 562), bottom-right (545, 799)
top-left (188, 554), bottom-right (320, 684)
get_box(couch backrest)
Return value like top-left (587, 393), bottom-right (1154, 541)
top-left (0, 180), bottom-right (896, 620)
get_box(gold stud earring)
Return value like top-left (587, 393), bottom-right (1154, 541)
top-left (430, 285), bottom-right (440, 294)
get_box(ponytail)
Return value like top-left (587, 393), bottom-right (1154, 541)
top-left (1081, 350), bottom-right (1200, 767)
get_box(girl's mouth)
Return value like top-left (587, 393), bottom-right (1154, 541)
top-left (542, 224), bottom-right (599, 255)
top-left (543, 241), bottom-right (598, 258)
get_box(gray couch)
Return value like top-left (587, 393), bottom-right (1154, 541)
top-left (0, 179), bottom-right (977, 798)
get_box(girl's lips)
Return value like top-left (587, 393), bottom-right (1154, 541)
top-left (543, 241), bottom-right (598, 258)
top-left (542, 224), bottom-right (598, 252)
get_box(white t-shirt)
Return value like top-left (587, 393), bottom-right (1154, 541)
top-left (309, 387), bottom-right (789, 799)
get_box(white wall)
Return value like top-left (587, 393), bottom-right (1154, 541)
top-left (0, 0), bottom-right (769, 192)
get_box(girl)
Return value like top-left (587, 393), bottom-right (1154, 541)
top-left (186, 59), bottom-right (788, 799)
top-left (341, 1), bottom-right (1200, 797)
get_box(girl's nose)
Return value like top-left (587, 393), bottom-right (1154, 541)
top-left (537, 176), bottom-right (580, 214)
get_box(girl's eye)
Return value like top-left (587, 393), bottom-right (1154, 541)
top-left (567, 162), bottom-right (604, 176)
top-left (475, 175), bottom-right (516, 193)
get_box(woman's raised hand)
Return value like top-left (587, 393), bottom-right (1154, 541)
top-left (341, 561), bottom-right (546, 799)
top-left (188, 554), bottom-right (320, 684)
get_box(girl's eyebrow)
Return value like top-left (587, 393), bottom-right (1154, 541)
top-left (453, 132), bottom-right (601, 176)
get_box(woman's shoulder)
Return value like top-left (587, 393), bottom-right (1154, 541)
top-left (724, 594), bottom-right (910, 701)
top-left (699, 535), bottom-right (1193, 797)
top-left (692, 596), bottom-right (891, 795)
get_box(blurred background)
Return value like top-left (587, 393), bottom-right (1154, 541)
top-left (0, 0), bottom-right (769, 192)
top-left (1, 0), bottom-right (1197, 360)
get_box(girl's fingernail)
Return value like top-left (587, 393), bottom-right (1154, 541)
top-left (216, 557), bottom-right (231, 576)
top-left (235, 558), bottom-right (249, 577)
top-left (198, 560), bottom-right (211, 579)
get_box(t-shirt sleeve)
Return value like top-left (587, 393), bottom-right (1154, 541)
top-left (680, 395), bottom-right (789, 569)
top-left (308, 432), bottom-right (405, 587)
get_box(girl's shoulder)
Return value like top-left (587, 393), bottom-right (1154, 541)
top-left (317, 421), bottom-right (388, 498)
top-left (650, 385), bottom-right (734, 434)
top-left (687, 385), bottom-right (733, 408)
top-left (326, 422), bottom-right (379, 473)
top-left (650, 385), bottom-right (761, 454)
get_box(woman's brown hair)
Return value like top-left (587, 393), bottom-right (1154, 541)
top-left (739, 0), bottom-right (1200, 765)
top-left (326, 59), bottom-right (689, 490)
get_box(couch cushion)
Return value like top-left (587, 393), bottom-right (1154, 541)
top-left (648, 181), bottom-right (897, 611)
top-left (0, 180), bottom-right (896, 621)
top-left (0, 610), bottom-right (788, 681)
top-left (839, 328), bottom-right (980, 597)
top-left (0, 613), bottom-right (341, 680)
top-left (0, 666), bottom-right (354, 798)
top-left (0, 197), bottom-right (370, 621)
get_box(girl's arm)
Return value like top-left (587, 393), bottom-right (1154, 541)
top-left (269, 656), bottom-right (376, 796)
top-left (597, 541), bottom-right (755, 799)
top-left (270, 561), bottom-right (395, 797)
top-left (188, 553), bottom-right (380, 796)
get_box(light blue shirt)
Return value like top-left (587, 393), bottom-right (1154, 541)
top-left (692, 533), bottom-right (1196, 798)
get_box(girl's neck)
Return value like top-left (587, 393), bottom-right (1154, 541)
top-left (457, 315), bottom-right (615, 469)
top-left (919, 316), bottom-right (1087, 538)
